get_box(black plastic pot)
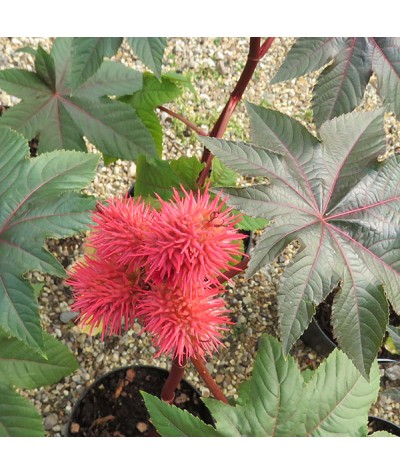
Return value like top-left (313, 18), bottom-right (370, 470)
top-left (301, 317), bottom-right (337, 357)
top-left (301, 306), bottom-right (400, 363)
top-left (65, 365), bottom-right (213, 437)
top-left (368, 416), bottom-right (400, 436)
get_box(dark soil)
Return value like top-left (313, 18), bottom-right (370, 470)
top-left (66, 366), bottom-right (214, 437)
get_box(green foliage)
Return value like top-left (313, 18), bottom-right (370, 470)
top-left (0, 126), bottom-right (99, 354)
top-left (126, 38), bottom-right (167, 80)
top-left (0, 329), bottom-right (78, 389)
top-left (0, 38), bottom-right (157, 161)
top-left (271, 37), bottom-right (400, 127)
top-left (143, 335), bottom-right (380, 436)
top-left (387, 326), bottom-right (400, 353)
top-left (0, 381), bottom-right (44, 436)
top-left (119, 72), bottom-right (193, 158)
top-left (135, 156), bottom-right (204, 201)
top-left (202, 104), bottom-right (400, 378)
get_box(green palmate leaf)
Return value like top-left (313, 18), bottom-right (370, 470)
top-left (134, 107), bottom-right (163, 157)
top-left (142, 392), bottom-right (218, 437)
top-left (369, 430), bottom-right (397, 437)
top-left (126, 37), bottom-right (167, 80)
top-left (0, 127), bottom-right (98, 353)
top-left (135, 156), bottom-right (182, 200)
top-left (204, 335), bottom-right (305, 436)
top-left (210, 156), bottom-right (238, 187)
top-left (70, 37), bottom-right (123, 89)
top-left (387, 326), bottom-right (400, 352)
top-left (296, 350), bottom-right (380, 436)
top-left (170, 157), bottom-right (204, 190)
top-left (0, 382), bottom-right (44, 436)
top-left (163, 71), bottom-right (196, 94)
top-left (202, 104), bottom-right (400, 378)
top-left (121, 72), bottom-right (184, 110)
top-left (16, 46), bottom-right (37, 56)
top-left (0, 37), bottom-right (157, 161)
top-left (271, 37), bottom-right (400, 125)
top-left (143, 335), bottom-right (380, 437)
top-left (119, 72), bottom-right (193, 158)
top-left (0, 329), bottom-right (78, 389)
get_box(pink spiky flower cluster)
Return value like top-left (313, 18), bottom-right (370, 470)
top-left (67, 186), bottom-right (245, 363)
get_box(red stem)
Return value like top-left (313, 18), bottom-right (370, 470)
top-left (197, 37), bottom-right (275, 187)
top-left (191, 357), bottom-right (229, 404)
top-left (217, 256), bottom-right (249, 285)
top-left (161, 357), bottom-right (187, 404)
top-left (158, 105), bottom-right (207, 137)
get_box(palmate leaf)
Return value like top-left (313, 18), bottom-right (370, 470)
top-left (143, 335), bottom-right (380, 437)
top-left (119, 72), bottom-right (194, 158)
top-left (126, 37), bottom-right (167, 80)
top-left (70, 37), bottom-right (123, 89)
top-left (201, 103), bottom-right (400, 378)
top-left (0, 329), bottom-right (78, 389)
top-left (0, 382), bottom-right (44, 436)
top-left (271, 37), bottom-right (400, 127)
top-left (0, 127), bottom-right (98, 353)
top-left (0, 38), bottom-right (157, 161)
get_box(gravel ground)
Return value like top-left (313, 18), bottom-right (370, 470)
top-left (1, 37), bottom-right (399, 436)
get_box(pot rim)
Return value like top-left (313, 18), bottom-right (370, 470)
top-left (302, 317), bottom-right (400, 364)
top-left (368, 415), bottom-right (400, 436)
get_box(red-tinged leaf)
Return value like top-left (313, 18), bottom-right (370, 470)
top-left (204, 105), bottom-right (399, 377)
top-left (272, 36), bottom-right (400, 124)
top-left (0, 37), bottom-right (157, 161)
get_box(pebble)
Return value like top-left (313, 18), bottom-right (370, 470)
top-left (242, 295), bottom-right (252, 305)
top-left (385, 364), bottom-right (400, 381)
top-left (60, 311), bottom-right (79, 323)
top-left (44, 414), bottom-right (58, 431)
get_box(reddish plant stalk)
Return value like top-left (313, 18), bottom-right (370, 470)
top-left (158, 105), bottom-right (207, 137)
top-left (161, 357), bottom-right (187, 404)
top-left (197, 37), bottom-right (275, 187)
top-left (217, 256), bottom-right (249, 285)
top-left (159, 38), bottom-right (275, 404)
top-left (191, 357), bottom-right (229, 404)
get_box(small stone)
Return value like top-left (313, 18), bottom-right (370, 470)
top-left (136, 422), bottom-right (148, 433)
top-left (201, 388), bottom-right (211, 398)
top-left (72, 374), bottom-right (82, 383)
top-left (44, 414), bottom-right (58, 431)
top-left (96, 353), bottom-right (104, 363)
top-left (125, 369), bottom-right (136, 383)
top-left (216, 374), bottom-right (224, 384)
top-left (128, 163), bottom-right (136, 177)
top-left (52, 425), bottom-right (61, 432)
top-left (385, 364), bottom-right (400, 381)
top-left (242, 295), bottom-right (252, 306)
top-left (60, 311), bottom-right (78, 323)
top-left (70, 422), bottom-right (80, 434)
top-left (174, 393), bottom-right (189, 404)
